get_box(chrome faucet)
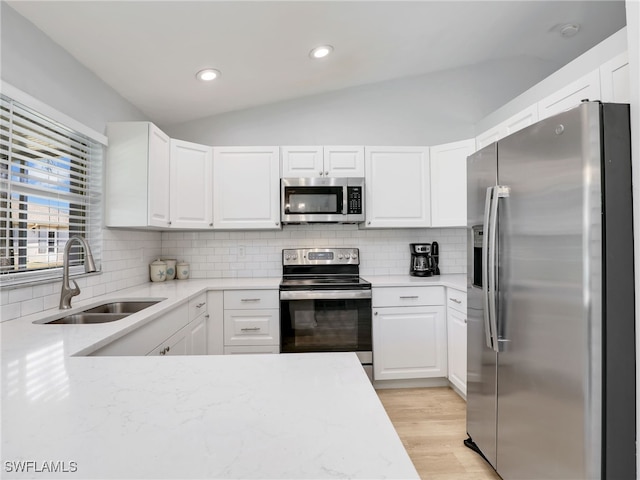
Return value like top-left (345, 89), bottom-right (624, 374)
top-left (59, 235), bottom-right (97, 309)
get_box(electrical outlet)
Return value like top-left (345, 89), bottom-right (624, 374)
top-left (238, 246), bottom-right (246, 258)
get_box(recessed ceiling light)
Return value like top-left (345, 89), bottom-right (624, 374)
top-left (559, 23), bottom-right (580, 38)
top-left (196, 69), bottom-right (221, 82)
top-left (309, 45), bottom-right (333, 59)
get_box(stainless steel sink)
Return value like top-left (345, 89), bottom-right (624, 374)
top-left (46, 313), bottom-right (131, 324)
top-left (35, 298), bottom-right (165, 325)
top-left (82, 300), bottom-right (162, 314)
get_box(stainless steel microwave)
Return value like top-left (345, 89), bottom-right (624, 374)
top-left (281, 177), bottom-right (365, 224)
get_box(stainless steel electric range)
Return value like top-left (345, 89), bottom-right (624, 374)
top-left (279, 248), bottom-right (372, 378)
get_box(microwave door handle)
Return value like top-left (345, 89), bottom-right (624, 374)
top-left (343, 185), bottom-right (348, 216)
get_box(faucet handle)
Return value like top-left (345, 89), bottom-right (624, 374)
top-left (69, 279), bottom-right (80, 297)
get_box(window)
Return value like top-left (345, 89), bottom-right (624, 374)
top-left (0, 94), bottom-right (102, 286)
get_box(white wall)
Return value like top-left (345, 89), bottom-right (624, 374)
top-left (165, 56), bottom-right (557, 147)
top-left (0, 3), bottom-right (162, 322)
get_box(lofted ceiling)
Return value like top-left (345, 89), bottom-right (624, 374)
top-left (7, 1), bottom-right (627, 127)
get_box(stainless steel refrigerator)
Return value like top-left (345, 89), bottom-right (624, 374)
top-left (466, 102), bottom-right (635, 479)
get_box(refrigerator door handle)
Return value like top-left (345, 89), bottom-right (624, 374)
top-left (484, 185), bottom-right (510, 353)
top-left (482, 186), bottom-right (496, 350)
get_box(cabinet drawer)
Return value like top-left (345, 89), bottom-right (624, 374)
top-left (447, 289), bottom-right (467, 313)
top-left (189, 292), bottom-right (207, 320)
top-left (373, 286), bottom-right (444, 307)
top-left (223, 309), bottom-right (280, 346)
top-left (224, 290), bottom-right (279, 309)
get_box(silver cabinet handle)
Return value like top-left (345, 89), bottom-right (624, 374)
top-left (241, 327), bottom-right (261, 332)
top-left (399, 295), bottom-right (419, 299)
top-left (449, 297), bottom-right (462, 304)
top-left (241, 298), bottom-right (261, 303)
top-left (196, 302), bottom-right (206, 308)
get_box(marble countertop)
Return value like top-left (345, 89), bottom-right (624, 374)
top-left (1, 277), bottom-right (421, 479)
top-left (365, 273), bottom-right (466, 291)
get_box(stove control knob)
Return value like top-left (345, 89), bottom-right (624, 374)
top-left (293, 255), bottom-right (298, 260)
top-left (284, 254), bottom-right (290, 260)
top-left (338, 254), bottom-right (343, 260)
top-left (351, 253), bottom-right (358, 259)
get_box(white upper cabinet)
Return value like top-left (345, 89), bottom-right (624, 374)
top-left (600, 51), bottom-right (630, 103)
top-left (281, 145), bottom-right (364, 178)
top-left (476, 104), bottom-right (539, 150)
top-left (213, 146), bottom-right (281, 230)
top-left (106, 122), bottom-right (171, 228)
top-left (538, 69), bottom-right (601, 120)
top-left (170, 139), bottom-right (213, 229)
top-left (323, 146), bottom-right (365, 177)
top-left (430, 138), bottom-right (475, 227)
top-left (364, 146), bottom-right (431, 228)
top-left (281, 146), bottom-right (323, 177)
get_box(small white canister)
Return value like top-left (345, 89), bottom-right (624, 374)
top-left (164, 258), bottom-right (177, 280)
top-left (149, 259), bottom-right (167, 282)
top-left (176, 261), bottom-right (190, 280)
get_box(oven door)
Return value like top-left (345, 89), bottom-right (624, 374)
top-left (280, 290), bottom-right (372, 364)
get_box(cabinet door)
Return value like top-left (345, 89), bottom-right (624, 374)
top-left (170, 139), bottom-right (213, 229)
top-left (373, 305), bottom-right (447, 380)
top-left (213, 147), bottom-right (281, 229)
top-left (364, 147), bottom-right (431, 228)
top-left (207, 291), bottom-right (224, 355)
top-left (447, 307), bottom-right (467, 396)
top-left (189, 313), bottom-right (208, 355)
top-left (148, 124), bottom-right (171, 227)
top-left (324, 146), bottom-right (365, 177)
top-left (476, 127), bottom-right (500, 151)
top-left (600, 52), bottom-right (630, 103)
top-left (538, 69), bottom-right (601, 120)
top-left (430, 138), bottom-right (475, 227)
top-left (281, 146), bottom-right (323, 177)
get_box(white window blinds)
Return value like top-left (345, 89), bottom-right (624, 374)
top-left (0, 94), bottom-right (102, 286)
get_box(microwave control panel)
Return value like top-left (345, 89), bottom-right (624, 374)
top-left (347, 186), bottom-right (363, 214)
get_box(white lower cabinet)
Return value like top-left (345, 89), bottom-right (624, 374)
top-left (372, 286), bottom-right (446, 381)
top-left (223, 290), bottom-right (280, 354)
top-left (187, 292), bottom-right (208, 355)
top-left (446, 288), bottom-right (467, 396)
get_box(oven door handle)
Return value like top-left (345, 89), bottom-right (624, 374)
top-left (280, 290), bottom-right (372, 301)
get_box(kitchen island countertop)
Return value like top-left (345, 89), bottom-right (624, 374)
top-left (1, 277), bottom-right (420, 479)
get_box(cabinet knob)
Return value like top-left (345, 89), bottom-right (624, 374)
top-left (275, 222), bottom-right (279, 226)
top-left (168, 221), bottom-right (172, 226)
top-left (205, 314), bottom-right (210, 319)
top-left (324, 171), bottom-right (329, 176)
top-left (374, 311), bottom-right (378, 316)
top-left (367, 221), bottom-right (371, 225)
top-left (209, 223), bottom-right (213, 227)
top-left (319, 171), bottom-right (323, 176)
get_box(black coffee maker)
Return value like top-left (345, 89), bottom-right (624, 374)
top-left (410, 242), bottom-right (440, 277)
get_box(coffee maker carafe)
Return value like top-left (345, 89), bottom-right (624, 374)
top-left (410, 242), bottom-right (440, 277)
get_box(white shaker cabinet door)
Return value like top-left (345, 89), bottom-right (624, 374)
top-left (538, 69), bottom-right (601, 120)
top-left (147, 124), bottom-right (172, 227)
top-left (169, 139), bottom-right (213, 229)
top-left (430, 138), bottom-right (475, 227)
top-left (364, 147), bottom-right (431, 228)
top-left (373, 305), bottom-right (447, 380)
top-left (323, 146), bottom-right (365, 177)
top-left (213, 147), bottom-right (281, 230)
top-left (600, 51), bottom-right (630, 103)
top-left (281, 146), bottom-right (324, 177)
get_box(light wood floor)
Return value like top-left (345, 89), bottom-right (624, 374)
top-left (377, 387), bottom-right (501, 480)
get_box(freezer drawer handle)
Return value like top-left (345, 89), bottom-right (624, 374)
top-left (449, 297), bottom-right (462, 304)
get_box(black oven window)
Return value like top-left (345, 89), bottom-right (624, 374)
top-left (280, 298), bottom-right (372, 353)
